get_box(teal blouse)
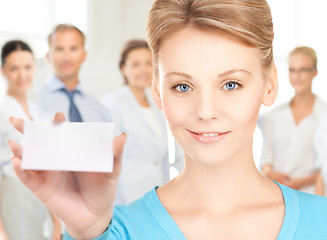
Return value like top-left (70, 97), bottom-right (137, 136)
top-left (65, 182), bottom-right (327, 240)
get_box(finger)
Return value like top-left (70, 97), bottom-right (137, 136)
top-left (9, 117), bottom-right (24, 134)
top-left (8, 140), bottom-right (22, 159)
top-left (11, 154), bottom-right (44, 194)
top-left (53, 112), bottom-right (66, 123)
top-left (112, 132), bottom-right (127, 175)
top-left (10, 153), bottom-right (31, 183)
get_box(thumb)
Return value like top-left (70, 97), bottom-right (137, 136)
top-left (9, 117), bottom-right (24, 134)
top-left (112, 132), bottom-right (127, 175)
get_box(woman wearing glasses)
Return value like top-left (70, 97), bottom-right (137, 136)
top-left (259, 46), bottom-right (326, 194)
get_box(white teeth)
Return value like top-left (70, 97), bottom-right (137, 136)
top-left (202, 133), bottom-right (218, 137)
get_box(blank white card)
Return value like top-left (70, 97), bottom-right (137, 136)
top-left (22, 121), bottom-right (115, 172)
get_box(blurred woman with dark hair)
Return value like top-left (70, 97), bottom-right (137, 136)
top-left (0, 40), bottom-right (60, 240)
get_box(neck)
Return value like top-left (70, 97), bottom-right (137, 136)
top-left (7, 90), bottom-right (32, 119)
top-left (57, 74), bottom-right (79, 91)
top-left (291, 91), bottom-right (315, 108)
top-left (7, 90), bottom-right (28, 104)
top-left (129, 85), bottom-right (149, 107)
top-left (172, 145), bottom-right (267, 206)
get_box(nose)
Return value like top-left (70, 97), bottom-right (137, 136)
top-left (195, 89), bottom-right (218, 121)
top-left (17, 69), bottom-right (24, 80)
top-left (63, 50), bottom-right (72, 61)
top-left (289, 71), bottom-right (300, 78)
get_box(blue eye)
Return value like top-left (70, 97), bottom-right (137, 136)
top-left (224, 82), bottom-right (238, 90)
top-left (176, 84), bottom-right (190, 92)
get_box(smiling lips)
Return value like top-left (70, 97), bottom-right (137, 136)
top-left (187, 129), bottom-right (230, 143)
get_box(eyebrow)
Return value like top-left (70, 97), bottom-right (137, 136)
top-left (164, 69), bottom-right (252, 80)
top-left (218, 69), bottom-right (252, 78)
top-left (165, 72), bottom-right (192, 79)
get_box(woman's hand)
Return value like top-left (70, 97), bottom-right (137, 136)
top-left (0, 219), bottom-right (9, 240)
top-left (0, 232), bottom-right (9, 240)
top-left (51, 213), bottom-right (62, 240)
top-left (9, 113), bottom-right (126, 239)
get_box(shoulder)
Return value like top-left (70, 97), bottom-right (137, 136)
top-left (294, 190), bottom-right (327, 216)
top-left (110, 188), bottom-right (163, 239)
top-left (315, 96), bottom-right (327, 111)
top-left (78, 91), bottom-right (107, 112)
top-left (37, 81), bottom-right (53, 97)
top-left (315, 107), bottom-right (327, 134)
top-left (102, 87), bottom-right (131, 110)
top-left (113, 189), bottom-right (156, 224)
top-left (296, 191), bottom-right (327, 238)
top-left (0, 105), bottom-right (10, 131)
top-left (0, 96), bottom-right (21, 118)
top-left (28, 100), bottom-right (42, 120)
top-left (280, 184), bottom-right (327, 238)
top-left (280, 183), bottom-right (327, 216)
top-left (317, 107), bottom-right (327, 122)
top-left (257, 103), bottom-right (287, 130)
top-left (266, 103), bottom-right (289, 117)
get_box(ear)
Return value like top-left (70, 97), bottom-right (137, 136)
top-left (82, 50), bottom-right (87, 63)
top-left (120, 65), bottom-right (126, 76)
top-left (1, 65), bottom-right (7, 77)
top-left (313, 69), bottom-right (318, 77)
top-left (151, 78), bottom-right (163, 110)
top-left (46, 52), bottom-right (50, 62)
top-left (262, 63), bottom-right (278, 107)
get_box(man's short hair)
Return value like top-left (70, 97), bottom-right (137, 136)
top-left (48, 24), bottom-right (86, 47)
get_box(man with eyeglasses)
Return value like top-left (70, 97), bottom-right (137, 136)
top-left (258, 46), bottom-right (326, 194)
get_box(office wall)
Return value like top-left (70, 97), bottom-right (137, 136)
top-left (29, 0), bottom-right (154, 101)
top-left (81, 0), bottom-right (154, 99)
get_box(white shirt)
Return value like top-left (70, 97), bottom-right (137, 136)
top-left (37, 76), bottom-right (111, 122)
top-left (0, 95), bottom-right (40, 178)
top-left (102, 86), bottom-right (184, 204)
top-left (314, 110), bottom-right (327, 186)
top-left (140, 106), bottom-right (163, 139)
top-left (258, 96), bottom-right (327, 193)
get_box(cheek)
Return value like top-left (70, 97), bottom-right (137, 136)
top-left (6, 72), bottom-right (18, 83)
top-left (161, 94), bottom-right (192, 128)
top-left (53, 55), bottom-right (61, 64)
top-left (76, 54), bottom-right (85, 63)
top-left (123, 67), bottom-right (134, 78)
top-left (223, 91), bottom-right (262, 131)
top-left (240, 96), bottom-right (262, 130)
top-left (26, 71), bottom-right (34, 82)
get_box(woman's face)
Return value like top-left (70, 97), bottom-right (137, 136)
top-left (2, 50), bottom-right (34, 96)
top-left (154, 27), bottom-right (276, 166)
top-left (288, 53), bottom-right (316, 94)
top-left (122, 48), bottom-right (153, 90)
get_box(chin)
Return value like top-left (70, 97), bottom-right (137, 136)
top-left (185, 148), bottom-right (232, 166)
top-left (294, 88), bottom-right (309, 95)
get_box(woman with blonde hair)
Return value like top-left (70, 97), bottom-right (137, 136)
top-left (259, 46), bottom-right (326, 194)
top-left (8, 0), bottom-right (327, 239)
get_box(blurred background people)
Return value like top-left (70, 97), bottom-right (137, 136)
top-left (258, 46), bottom-right (326, 194)
top-left (314, 109), bottom-right (327, 196)
top-left (102, 40), bottom-right (183, 205)
top-left (0, 40), bottom-right (60, 240)
top-left (37, 24), bottom-right (110, 122)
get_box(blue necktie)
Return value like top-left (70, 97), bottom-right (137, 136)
top-left (61, 88), bottom-right (83, 122)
